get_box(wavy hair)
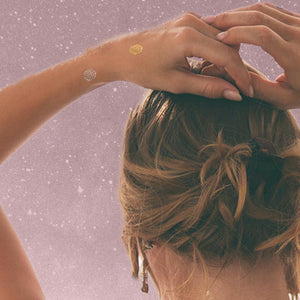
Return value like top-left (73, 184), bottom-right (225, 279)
top-left (118, 60), bottom-right (300, 299)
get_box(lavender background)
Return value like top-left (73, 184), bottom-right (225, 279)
top-left (0, 0), bottom-right (299, 299)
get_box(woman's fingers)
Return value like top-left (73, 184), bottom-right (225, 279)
top-left (166, 13), bottom-right (241, 82)
top-left (180, 27), bottom-right (252, 96)
top-left (212, 11), bottom-right (297, 41)
top-left (215, 25), bottom-right (300, 101)
top-left (242, 60), bottom-right (269, 80)
top-left (201, 64), bottom-right (235, 85)
top-left (264, 2), bottom-right (300, 18)
top-left (201, 58), bottom-right (270, 84)
top-left (226, 3), bottom-right (300, 26)
top-left (174, 13), bottom-right (241, 49)
top-left (215, 25), bottom-right (291, 69)
top-left (248, 71), bottom-right (298, 110)
top-left (201, 3), bottom-right (300, 109)
top-left (201, 64), bottom-right (225, 77)
top-left (169, 12), bottom-right (224, 41)
top-left (171, 69), bottom-right (243, 100)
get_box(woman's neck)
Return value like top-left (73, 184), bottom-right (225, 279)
top-left (159, 259), bottom-right (290, 300)
top-left (146, 246), bottom-right (290, 300)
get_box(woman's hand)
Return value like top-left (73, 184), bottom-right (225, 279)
top-left (102, 13), bottom-right (254, 101)
top-left (201, 2), bottom-right (300, 110)
top-left (201, 58), bottom-right (269, 86)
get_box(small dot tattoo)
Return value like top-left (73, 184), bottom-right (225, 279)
top-left (83, 68), bottom-right (97, 81)
top-left (129, 44), bottom-right (143, 55)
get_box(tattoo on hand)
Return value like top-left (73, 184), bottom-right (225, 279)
top-left (129, 44), bottom-right (143, 55)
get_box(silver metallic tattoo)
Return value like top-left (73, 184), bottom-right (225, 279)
top-left (83, 68), bottom-right (97, 81)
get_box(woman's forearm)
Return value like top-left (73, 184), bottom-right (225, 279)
top-left (0, 42), bottom-right (116, 164)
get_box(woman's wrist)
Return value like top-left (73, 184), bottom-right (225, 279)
top-left (90, 31), bottom-right (149, 85)
top-left (0, 41), bottom-right (119, 164)
top-left (82, 41), bottom-right (121, 90)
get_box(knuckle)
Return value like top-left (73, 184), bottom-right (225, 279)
top-left (257, 25), bottom-right (273, 44)
top-left (184, 11), bottom-right (195, 17)
top-left (173, 13), bottom-right (193, 27)
top-left (252, 3), bottom-right (265, 11)
top-left (175, 26), bottom-right (195, 41)
top-left (248, 11), bottom-right (265, 24)
top-left (199, 84), bottom-right (209, 97)
top-left (215, 12), bottom-right (229, 24)
top-left (173, 17), bottom-right (184, 27)
top-left (181, 12), bottom-right (195, 23)
top-left (200, 82), bottom-right (215, 98)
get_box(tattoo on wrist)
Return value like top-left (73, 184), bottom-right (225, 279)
top-left (83, 68), bottom-right (97, 81)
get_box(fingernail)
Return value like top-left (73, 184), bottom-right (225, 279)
top-left (249, 85), bottom-right (254, 97)
top-left (216, 31), bottom-right (228, 41)
top-left (223, 90), bottom-right (242, 101)
top-left (202, 15), bottom-right (216, 24)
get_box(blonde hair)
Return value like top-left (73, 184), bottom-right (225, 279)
top-left (118, 60), bottom-right (300, 299)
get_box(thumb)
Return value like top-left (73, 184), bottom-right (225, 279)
top-left (176, 71), bottom-right (242, 101)
top-left (249, 72), bottom-right (295, 110)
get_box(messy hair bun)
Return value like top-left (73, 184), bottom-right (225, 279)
top-left (118, 62), bottom-right (300, 298)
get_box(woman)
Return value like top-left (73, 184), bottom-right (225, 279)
top-left (0, 2), bottom-right (299, 299)
top-left (119, 62), bottom-right (300, 300)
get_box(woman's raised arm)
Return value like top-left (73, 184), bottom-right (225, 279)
top-left (0, 44), bottom-right (113, 164)
top-left (0, 13), bottom-right (256, 165)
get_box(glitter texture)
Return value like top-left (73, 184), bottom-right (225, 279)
top-left (83, 68), bottom-right (96, 81)
top-left (0, 1), bottom-right (299, 300)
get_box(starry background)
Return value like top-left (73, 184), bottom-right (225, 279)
top-left (0, 0), bottom-right (299, 299)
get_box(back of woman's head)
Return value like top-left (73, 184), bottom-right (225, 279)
top-left (118, 62), bottom-right (300, 298)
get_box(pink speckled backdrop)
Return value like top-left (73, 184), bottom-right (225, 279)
top-left (0, 1), bottom-right (299, 299)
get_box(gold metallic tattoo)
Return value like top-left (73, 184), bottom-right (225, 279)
top-left (129, 44), bottom-right (143, 55)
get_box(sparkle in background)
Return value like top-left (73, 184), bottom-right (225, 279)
top-left (0, 0), bottom-right (299, 299)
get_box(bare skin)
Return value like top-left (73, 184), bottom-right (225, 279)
top-left (0, 11), bottom-right (254, 299)
top-left (144, 244), bottom-right (290, 300)
top-left (0, 2), bottom-right (299, 299)
top-left (201, 2), bottom-right (300, 110)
